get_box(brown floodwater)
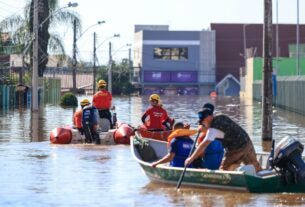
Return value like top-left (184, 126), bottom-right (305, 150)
top-left (1, 95), bottom-right (305, 206)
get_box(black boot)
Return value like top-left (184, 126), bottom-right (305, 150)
top-left (93, 132), bottom-right (100, 144)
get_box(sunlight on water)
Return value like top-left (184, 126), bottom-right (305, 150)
top-left (1, 95), bottom-right (305, 206)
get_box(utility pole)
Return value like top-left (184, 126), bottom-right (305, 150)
top-left (32, 0), bottom-right (39, 111)
top-left (296, 0), bottom-right (300, 75)
top-left (262, 0), bottom-right (273, 141)
top-left (108, 42), bottom-right (112, 94)
top-left (93, 32), bottom-right (97, 94)
top-left (128, 47), bottom-right (132, 83)
top-left (72, 19), bottom-right (77, 93)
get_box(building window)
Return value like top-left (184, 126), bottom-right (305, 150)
top-left (153, 47), bottom-right (188, 60)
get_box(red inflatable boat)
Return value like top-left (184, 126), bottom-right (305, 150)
top-left (50, 122), bottom-right (135, 145)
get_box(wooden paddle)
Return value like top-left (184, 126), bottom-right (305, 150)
top-left (176, 131), bottom-right (201, 190)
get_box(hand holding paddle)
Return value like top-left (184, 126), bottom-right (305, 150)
top-left (176, 131), bottom-right (201, 190)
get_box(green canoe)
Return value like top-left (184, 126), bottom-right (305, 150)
top-left (130, 134), bottom-right (305, 193)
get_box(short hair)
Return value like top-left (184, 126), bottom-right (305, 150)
top-left (173, 122), bottom-right (184, 130)
top-left (198, 108), bottom-right (213, 121)
top-left (203, 103), bottom-right (214, 113)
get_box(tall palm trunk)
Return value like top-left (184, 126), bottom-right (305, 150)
top-left (29, 0), bottom-right (50, 77)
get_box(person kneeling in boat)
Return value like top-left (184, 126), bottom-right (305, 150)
top-left (185, 108), bottom-right (262, 172)
top-left (151, 122), bottom-right (197, 168)
top-left (141, 94), bottom-right (174, 131)
top-left (192, 103), bottom-right (224, 170)
top-left (82, 100), bottom-right (100, 144)
top-left (193, 125), bottom-right (224, 170)
top-left (92, 79), bottom-right (114, 128)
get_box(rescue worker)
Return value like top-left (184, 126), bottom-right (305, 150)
top-left (73, 98), bottom-right (91, 134)
top-left (195, 103), bottom-right (224, 170)
top-left (151, 122), bottom-right (197, 168)
top-left (141, 94), bottom-right (174, 131)
top-left (82, 100), bottom-right (100, 144)
top-left (92, 79), bottom-right (113, 128)
top-left (185, 108), bottom-right (262, 172)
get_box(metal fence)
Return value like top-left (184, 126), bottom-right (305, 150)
top-left (253, 76), bottom-right (305, 115)
top-left (0, 84), bottom-right (16, 109)
top-left (0, 78), bottom-right (61, 110)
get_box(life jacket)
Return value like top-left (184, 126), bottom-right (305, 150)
top-left (167, 129), bottom-right (197, 145)
top-left (82, 105), bottom-right (98, 128)
top-left (210, 115), bottom-right (249, 151)
top-left (169, 136), bottom-right (194, 168)
top-left (73, 109), bottom-right (83, 129)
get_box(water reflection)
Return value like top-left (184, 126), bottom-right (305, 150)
top-left (1, 96), bottom-right (305, 206)
top-left (141, 182), bottom-right (252, 207)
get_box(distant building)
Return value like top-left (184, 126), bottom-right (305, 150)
top-left (133, 25), bottom-right (216, 95)
top-left (133, 23), bottom-right (305, 96)
top-left (211, 23), bottom-right (305, 83)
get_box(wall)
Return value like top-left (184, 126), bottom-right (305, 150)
top-left (242, 57), bottom-right (305, 115)
top-left (240, 58), bottom-right (254, 98)
top-left (253, 57), bottom-right (305, 81)
top-left (211, 23), bottom-right (305, 82)
top-left (253, 77), bottom-right (305, 115)
top-left (199, 30), bottom-right (216, 83)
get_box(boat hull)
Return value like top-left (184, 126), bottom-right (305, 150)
top-left (136, 128), bottom-right (172, 142)
top-left (131, 137), bottom-right (305, 193)
top-left (50, 126), bottom-right (116, 145)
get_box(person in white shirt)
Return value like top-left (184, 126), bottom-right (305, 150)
top-left (185, 108), bottom-right (262, 172)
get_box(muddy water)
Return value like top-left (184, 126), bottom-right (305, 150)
top-left (1, 95), bottom-right (305, 206)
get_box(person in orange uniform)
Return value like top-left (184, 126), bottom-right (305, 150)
top-left (141, 94), bottom-right (174, 131)
top-left (73, 98), bottom-right (91, 134)
top-left (92, 79), bottom-right (113, 127)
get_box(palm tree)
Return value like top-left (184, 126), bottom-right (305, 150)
top-left (0, 0), bottom-right (81, 77)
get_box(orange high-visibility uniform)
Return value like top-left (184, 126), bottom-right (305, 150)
top-left (92, 89), bottom-right (112, 110)
top-left (73, 109), bottom-right (83, 128)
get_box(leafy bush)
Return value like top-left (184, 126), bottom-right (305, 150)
top-left (60, 92), bottom-right (78, 107)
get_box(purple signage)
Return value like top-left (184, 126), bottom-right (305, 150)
top-left (171, 71), bottom-right (197, 82)
top-left (144, 71), bottom-right (170, 82)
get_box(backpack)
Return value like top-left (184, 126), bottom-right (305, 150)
top-left (133, 137), bottom-right (158, 162)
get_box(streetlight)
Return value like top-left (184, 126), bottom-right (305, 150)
top-left (72, 20), bottom-right (106, 93)
top-left (40, 2), bottom-right (78, 28)
top-left (93, 34), bottom-right (120, 93)
top-left (32, 1), bottom-right (77, 111)
top-left (108, 43), bottom-right (132, 93)
top-left (77, 21), bottom-right (106, 41)
top-left (96, 34), bottom-right (120, 50)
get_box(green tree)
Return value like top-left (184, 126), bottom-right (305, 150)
top-left (0, 0), bottom-right (81, 76)
top-left (97, 59), bottom-right (135, 95)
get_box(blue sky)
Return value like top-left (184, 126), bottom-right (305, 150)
top-left (0, 0), bottom-right (304, 64)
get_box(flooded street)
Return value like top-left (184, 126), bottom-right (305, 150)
top-left (1, 95), bottom-right (305, 206)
